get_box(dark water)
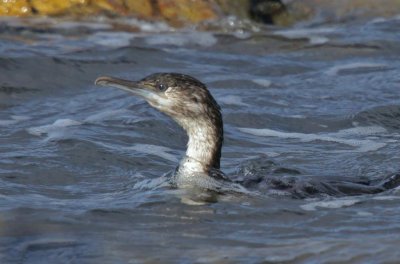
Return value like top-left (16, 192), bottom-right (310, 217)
top-left (1, 16), bottom-right (400, 263)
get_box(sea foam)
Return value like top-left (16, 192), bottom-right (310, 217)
top-left (27, 119), bottom-right (82, 137)
top-left (325, 62), bottom-right (387, 76)
top-left (238, 126), bottom-right (388, 152)
top-left (301, 198), bottom-right (361, 211)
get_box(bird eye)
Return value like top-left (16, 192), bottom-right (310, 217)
top-left (157, 83), bottom-right (167, 91)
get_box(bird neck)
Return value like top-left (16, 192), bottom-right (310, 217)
top-left (176, 118), bottom-right (223, 176)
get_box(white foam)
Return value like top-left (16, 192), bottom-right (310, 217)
top-left (252, 79), bottom-right (272, 87)
top-left (218, 95), bottom-right (248, 106)
top-left (331, 126), bottom-right (387, 137)
top-left (369, 17), bottom-right (388, 24)
top-left (128, 144), bottom-right (179, 162)
top-left (301, 198), bottom-right (360, 211)
top-left (138, 22), bottom-right (170, 32)
top-left (238, 126), bottom-right (387, 152)
top-left (87, 32), bottom-right (135, 48)
top-left (288, 115), bottom-right (306, 119)
top-left (145, 32), bottom-right (217, 47)
top-left (325, 62), bottom-right (387, 76)
top-left (372, 195), bottom-right (400, 201)
top-left (309, 36), bottom-right (329, 45)
top-left (117, 17), bottom-right (171, 32)
top-left (273, 27), bottom-right (335, 44)
top-left (84, 109), bottom-right (130, 122)
top-left (27, 119), bottom-right (82, 136)
top-left (0, 115), bottom-right (30, 126)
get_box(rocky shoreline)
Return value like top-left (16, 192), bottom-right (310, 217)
top-left (0, 0), bottom-right (399, 27)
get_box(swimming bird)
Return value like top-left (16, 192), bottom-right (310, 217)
top-left (95, 73), bottom-right (400, 197)
top-left (95, 73), bottom-right (246, 194)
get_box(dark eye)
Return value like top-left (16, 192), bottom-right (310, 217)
top-left (157, 83), bottom-right (167, 91)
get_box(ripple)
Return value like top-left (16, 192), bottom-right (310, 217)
top-left (238, 126), bottom-right (388, 152)
top-left (0, 115), bottom-right (30, 126)
top-left (27, 119), bottom-right (82, 137)
top-left (273, 27), bottom-right (336, 45)
top-left (325, 62), bottom-right (388, 76)
top-left (300, 198), bottom-right (361, 211)
top-left (145, 32), bottom-right (217, 47)
top-left (86, 32), bottom-right (135, 48)
top-left (127, 144), bottom-right (179, 163)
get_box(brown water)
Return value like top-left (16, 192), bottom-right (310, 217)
top-left (1, 16), bottom-right (400, 263)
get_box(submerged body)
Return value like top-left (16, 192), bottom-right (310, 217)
top-left (95, 73), bottom-right (400, 197)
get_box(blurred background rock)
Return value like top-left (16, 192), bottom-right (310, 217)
top-left (1, 0), bottom-right (400, 27)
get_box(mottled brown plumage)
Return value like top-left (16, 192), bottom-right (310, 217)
top-left (95, 73), bottom-right (226, 188)
top-left (139, 73), bottom-right (223, 170)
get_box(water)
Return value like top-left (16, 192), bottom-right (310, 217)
top-left (1, 16), bottom-right (400, 263)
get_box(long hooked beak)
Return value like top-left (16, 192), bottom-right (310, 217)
top-left (95, 76), bottom-right (170, 109)
top-left (94, 76), bottom-right (153, 99)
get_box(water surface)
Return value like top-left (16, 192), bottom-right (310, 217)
top-left (1, 16), bottom-right (400, 263)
